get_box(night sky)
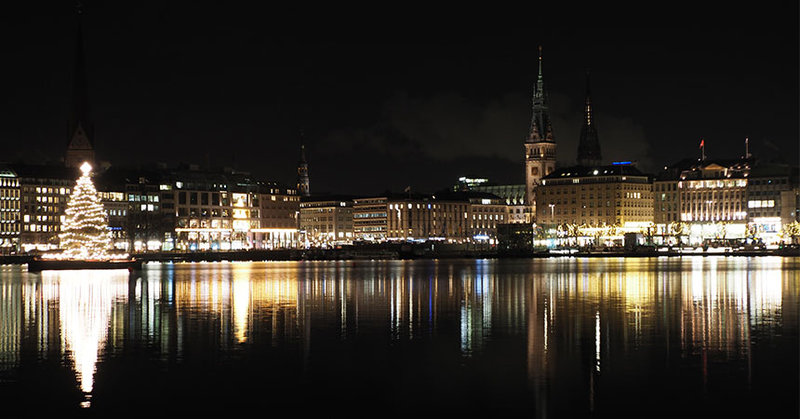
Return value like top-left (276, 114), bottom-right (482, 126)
top-left (2, 3), bottom-right (797, 195)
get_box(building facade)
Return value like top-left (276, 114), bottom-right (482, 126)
top-left (675, 161), bottom-right (749, 243)
top-left (252, 183), bottom-right (299, 249)
top-left (96, 165), bottom-right (300, 252)
top-left (746, 164), bottom-right (799, 243)
top-left (354, 192), bottom-right (508, 243)
top-left (537, 164), bottom-right (653, 233)
top-left (470, 184), bottom-right (530, 224)
top-left (13, 165), bottom-right (77, 252)
top-left (299, 197), bottom-right (354, 247)
top-left (652, 158), bottom-right (800, 245)
top-left (353, 197), bottom-right (389, 241)
top-left (0, 168), bottom-right (20, 254)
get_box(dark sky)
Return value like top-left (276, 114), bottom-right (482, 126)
top-left (2, 3), bottom-right (798, 195)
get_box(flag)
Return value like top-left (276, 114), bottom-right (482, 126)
top-left (699, 138), bottom-right (704, 149)
top-left (404, 186), bottom-right (411, 193)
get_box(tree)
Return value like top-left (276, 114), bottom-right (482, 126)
top-left (668, 222), bottom-right (688, 246)
top-left (782, 221), bottom-right (800, 245)
top-left (58, 162), bottom-right (113, 259)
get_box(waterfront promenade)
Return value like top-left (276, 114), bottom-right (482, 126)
top-left (2, 242), bottom-right (797, 265)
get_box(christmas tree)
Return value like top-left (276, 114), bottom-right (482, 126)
top-left (58, 162), bottom-right (113, 260)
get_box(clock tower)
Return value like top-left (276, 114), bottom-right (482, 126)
top-left (524, 46), bottom-right (557, 217)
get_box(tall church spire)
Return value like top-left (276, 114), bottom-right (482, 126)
top-left (527, 46), bottom-right (554, 144)
top-left (296, 141), bottom-right (310, 197)
top-left (576, 71), bottom-right (602, 166)
top-left (65, 4), bottom-right (95, 168)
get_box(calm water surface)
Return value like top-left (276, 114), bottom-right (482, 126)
top-left (0, 257), bottom-right (797, 417)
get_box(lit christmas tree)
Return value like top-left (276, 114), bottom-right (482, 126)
top-left (58, 162), bottom-right (114, 260)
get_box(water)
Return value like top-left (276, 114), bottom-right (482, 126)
top-left (0, 257), bottom-right (797, 417)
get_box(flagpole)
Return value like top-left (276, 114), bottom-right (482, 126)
top-left (745, 137), bottom-right (750, 158)
top-left (700, 137), bottom-right (705, 161)
top-left (702, 142), bottom-right (705, 161)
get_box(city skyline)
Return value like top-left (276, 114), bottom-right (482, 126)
top-left (1, 3), bottom-right (797, 195)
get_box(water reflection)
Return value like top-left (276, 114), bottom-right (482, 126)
top-left (0, 269), bottom-right (130, 408)
top-left (0, 257), bottom-right (796, 415)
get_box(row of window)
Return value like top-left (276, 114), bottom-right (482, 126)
top-left (23, 224), bottom-right (59, 232)
top-left (23, 206), bottom-right (61, 214)
top-left (24, 187), bottom-right (70, 195)
top-left (0, 189), bottom-right (19, 198)
top-left (355, 212), bottom-right (388, 219)
top-left (0, 225), bottom-right (19, 233)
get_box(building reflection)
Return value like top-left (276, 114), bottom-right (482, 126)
top-left (0, 257), bottom-right (795, 412)
top-left (523, 257), bottom-right (794, 416)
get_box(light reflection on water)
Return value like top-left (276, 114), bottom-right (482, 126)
top-left (0, 257), bottom-right (796, 416)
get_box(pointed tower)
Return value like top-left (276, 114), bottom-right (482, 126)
top-left (65, 6), bottom-right (95, 168)
top-left (576, 71), bottom-right (602, 167)
top-left (296, 144), bottom-right (310, 197)
top-left (524, 46), bottom-right (557, 211)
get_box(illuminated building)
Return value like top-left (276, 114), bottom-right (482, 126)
top-left (0, 168), bottom-right (20, 254)
top-left (454, 176), bottom-right (489, 190)
top-left (576, 72), bottom-right (602, 167)
top-left (97, 189), bottom-right (127, 250)
top-left (65, 9), bottom-right (95, 169)
top-left (745, 164), bottom-right (799, 244)
top-left (385, 197), bottom-right (468, 241)
top-left (354, 192), bottom-right (507, 243)
top-left (11, 164), bottom-right (77, 252)
top-left (353, 196), bottom-right (389, 241)
top-left (299, 196), bottom-right (355, 247)
top-left (460, 181), bottom-right (529, 224)
top-left (92, 167), bottom-right (177, 252)
top-left (171, 167), bottom-right (298, 250)
top-left (537, 163), bottom-right (653, 233)
top-left (524, 46), bottom-right (557, 212)
top-left (654, 158), bottom-right (751, 243)
top-left (655, 156), bottom-right (800, 244)
top-left (463, 193), bottom-right (507, 241)
top-left (251, 183), bottom-right (299, 249)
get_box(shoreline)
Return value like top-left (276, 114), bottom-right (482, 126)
top-left (2, 247), bottom-right (797, 265)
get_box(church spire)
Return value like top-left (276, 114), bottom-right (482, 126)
top-left (527, 46), bottom-right (554, 144)
top-left (576, 70), bottom-right (602, 166)
top-left (296, 139), bottom-right (310, 197)
top-left (65, 4), bottom-right (95, 168)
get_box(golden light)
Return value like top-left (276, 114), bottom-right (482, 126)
top-left (41, 270), bottom-right (129, 407)
top-left (80, 161), bottom-right (92, 175)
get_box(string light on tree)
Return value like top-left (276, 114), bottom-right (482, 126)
top-left (47, 162), bottom-right (123, 260)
